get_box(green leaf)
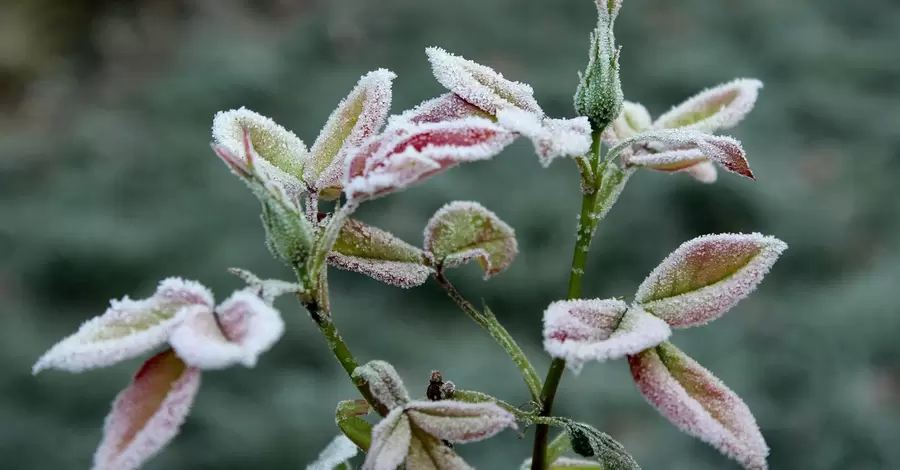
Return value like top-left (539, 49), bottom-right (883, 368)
top-left (335, 399), bottom-right (373, 452)
top-left (329, 218), bottom-right (432, 288)
top-left (424, 201), bottom-right (518, 279)
top-left (259, 186), bottom-right (315, 271)
top-left (562, 420), bottom-right (641, 470)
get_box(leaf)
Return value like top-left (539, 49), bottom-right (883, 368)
top-left (93, 349), bottom-right (201, 470)
top-left (305, 69), bottom-right (396, 196)
top-left (390, 93), bottom-right (490, 125)
top-left (259, 181), bottom-right (316, 268)
top-left (614, 129), bottom-right (754, 179)
top-left (169, 290), bottom-right (284, 369)
top-left (212, 107), bottom-right (308, 181)
top-left (343, 118), bottom-right (515, 202)
top-left (406, 430), bottom-right (474, 470)
top-left (628, 342), bottom-right (768, 469)
top-left (424, 201), bottom-right (518, 278)
top-left (653, 78), bottom-right (763, 133)
top-left (352, 360), bottom-right (411, 410)
top-left (404, 400), bottom-right (517, 444)
top-left (686, 160), bottom-right (718, 184)
top-left (336, 399), bottom-right (374, 452)
top-left (228, 268), bottom-right (304, 304)
top-left (32, 278), bottom-right (213, 374)
top-left (425, 47), bottom-right (543, 116)
top-left (563, 420), bottom-right (641, 470)
top-left (543, 300), bottom-right (671, 371)
top-left (634, 233), bottom-right (787, 328)
top-left (329, 218), bottom-right (432, 288)
top-left (364, 408), bottom-right (411, 470)
top-left (496, 108), bottom-right (592, 166)
top-left (307, 435), bottom-right (359, 470)
top-left (601, 101), bottom-right (651, 146)
top-left (626, 148), bottom-right (708, 173)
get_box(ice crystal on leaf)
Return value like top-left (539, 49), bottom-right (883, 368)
top-left (329, 217), bottom-right (432, 288)
top-left (343, 118), bottom-right (515, 202)
top-left (93, 349), bottom-right (201, 470)
top-left (562, 419), bottom-right (641, 470)
top-left (635, 233), bottom-right (787, 328)
top-left (390, 93), bottom-right (489, 126)
top-left (228, 268), bottom-right (304, 304)
top-left (352, 360), bottom-right (411, 410)
top-left (542, 299), bottom-right (670, 372)
top-left (307, 435), bottom-right (359, 470)
top-left (628, 342), bottom-right (768, 470)
top-left (653, 79), bottom-right (763, 134)
top-left (613, 129), bottom-right (754, 179)
top-left (424, 201), bottom-right (518, 279)
top-left (520, 457), bottom-right (605, 469)
top-left (496, 108), bottom-right (592, 166)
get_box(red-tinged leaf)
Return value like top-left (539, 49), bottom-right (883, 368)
top-left (629, 343), bottom-right (768, 469)
top-left (93, 349), bottom-right (201, 470)
top-left (543, 299), bottom-right (670, 372)
top-left (329, 218), bottom-right (432, 288)
top-left (653, 78), bottom-right (763, 133)
top-left (391, 93), bottom-right (489, 125)
top-left (305, 69), bottom-right (396, 196)
top-left (635, 233), bottom-right (787, 328)
top-left (615, 129), bottom-right (754, 179)
top-left (33, 278), bottom-right (213, 374)
top-left (343, 118), bottom-right (515, 201)
top-left (496, 108), bottom-right (591, 166)
top-left (364, 408), bottom-right (411, 470)
top-left (425, 47), bottom-right (543, 116)
top-left (424, 201), bottom-right (518, 279)
top-left (404, 400), bottom-right (517, 444)
top-left (212, 107), bottom-right (308, 179)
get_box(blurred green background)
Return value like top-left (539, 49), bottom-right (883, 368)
top-left (2, 0), bottom-right (899, 468)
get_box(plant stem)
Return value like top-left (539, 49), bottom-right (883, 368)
top-left (435, 270), bottom-right (544, 403)
top-left (451, 390), bottom-right (564, 427)
top-left (531, 130), bottom-right (605, 470)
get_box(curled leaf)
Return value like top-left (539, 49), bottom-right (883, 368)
top-left (628, 342), bottom-right (768, 469)
top-left (614, 129), bottom-right (754, 179)
top-left (329, 218), bottom-right (432, 288)
top-left (404, 400), bottom-right (517, 443)
top-left (653, 78), bottom-right (763, 133)
top-left (563, 420), bottom-right (641, 470)
top-left (33, 278), bottom-right (213, 374)
top-left (365, 408), bottom-right (412, 470)
top-left (626, 148), bottom-right (708, 173)
top-left (406, 431), bottom-right (474, 470)
top-left (336, 399), bottom-right (374, 452)
top-left (635, 233), bottom-right (787, 328)
top-left (496, 108), bottom-right (592, 166)
top-left (306, 69), bottom-right (396, 196)
top-left (424, 201), bottom-right (518, 278)
top-left (212, 107), bottom-right (308, 182)
top-left (391, 93), bottom-right (489, 126)
top-left (686, 160), bottom-right (718, 184)
top-left (307, 435), bottom-right (359, 470)
top-left (602, 101), bottom-right (652, 145)
top-left (353, 360), bottom-right (411, 410)
top-left (93, 349), bottom-right (201, 470)
top-left (543, 300), bottom-right (671, 371)
top-left (343, 118), bottom-right (515, 201)
top-left (169, 290), bottom-right (285, 369)
top-left (426, 47), bottom-right (543, 116)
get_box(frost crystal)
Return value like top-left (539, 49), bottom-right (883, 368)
top-left (329, 217), bottom-right (433, 288)
top-left (365, 408), bottom-right (412, 470)
top-left (653, 79), bottom-right (763, 134)
top-left (616, 129), bottom-right (754, 179)
top-left (496, 108), bottom-right (592, 166)
top-left (404, 401), bottom-right (517, 443)
top-left (353, 361), bottom-right (411, 410)
top-left (344, 118), bottom-right (515, 202)
top-left (93, 349), bottom-right (201, 470)
top-left (169, 290), bottom-right (285, 369)
top-left (543, 299), bottom-right (671, 371)
top-left (405, 432), bottom-right (474, 470)
top-left (629, 343), bottom-right (768, 469)
top-left (685, 160), bottom-right (718, 184)
top-left (424, 201), bottom-right (518, 279)
top-left (390, 93), bottom-right (487, 126)
top-left (635, 233), bottom-right (787, 328)
top-left (305, 69), bottom-right (396, 196)
top-left (307, 435), bottom-right (359, 470)
top-left (425, 47), bottom-right (543, 116)
top-left (32, 278), bottom-right (213, 374)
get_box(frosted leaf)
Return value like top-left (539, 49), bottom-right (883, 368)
top-left (228, 268), bottom-right (304, 304)
top-left (390, 93), bottom-right (488, 126)
top-left (635, 233), bottom-right (787, 328)
top-left (653, 79), bottom-right (763, 134)
top-left (33, 278), bottom-right (213, 374)
top-left (628, 342), bottom-right (768, 469)
top-left (353, 360), bottom-right (411, 410)
top-left (344, 118), bottom-right (515, 202)
top-left (520, 457), bottom-right (605, 469)
top-left (686, 160), bottom-right (718, 184)
top-left (169, 290), bottom-right (284, 370)
top-left (626, 148), bottom-right (708, 173)
top-left (306, 69), bottom-right (396, 197)
top-left (336, 399), bottom-right (374, 452)
top-left (496, 108), bottom-right (592, 166)
top-left (543, 300), bottom-right (670, 371)
top-left (93, 349), bottom-right (201, 470)
top-left (329, 218), bottom-right (432, 288)
top-left (602, 101), bottom-right (652, 146)
top-left (563, 420), bottom-right (641, 470)
top-left (404, 400), bottom-right (517, 443)
top-left (364, 408), bottom-right (411, 470)
top-left (425, 47), bottom-right (543, 116)
top-left (424, 201), bottom-right (518, 279)
top-left (615, 129), bottom-right (754, 179)
top-left (406, 431), bottom-right (474, 470)
top-left (307, 435), bottom-right (359, 470)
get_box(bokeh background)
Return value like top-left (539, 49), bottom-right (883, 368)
top-left (3, 0), bottom-right (899, 468)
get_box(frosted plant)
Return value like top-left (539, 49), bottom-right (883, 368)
top-left (33, 0), bottom-right (789, 469)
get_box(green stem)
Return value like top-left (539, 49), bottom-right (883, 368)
top-left (545, 431), bottom-right (572, 467)
top-left (435, 270), bottom-right (543, 403)
top-left (451, 390), bottom-right (565, 427)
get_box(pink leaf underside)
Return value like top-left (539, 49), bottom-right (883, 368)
top-left (404, 400), bottom-right (517, 443)
top-left (364, 408), bottom-right (412, 470)
top-left (306, 69), bottom-right (396, 191)
top-left (602, 101), bottom-right (653, 146)
top-left (628, 343), bottom-right (768, 469)
top-left (686, 160), bottom-right (718, 183)
top-left (496, 108), bottom-right (591, 165)
top-left (406, 431), bottom-right (474, 470)
top-left (32, 278), bottom-right (213, 374)
top-left (328, 252), bottom-right (432, 288)
top-left (627, 148), bottom-right (708, 172)
top-left (653, 78), bottom-right (763, 133)
top-left (391, 93), bottom-right (485, 125)
top-left (634, 233), bottom-right (787, 328)
top-left (542, 299), bottom-right (671, 372)
top-left (425, 46), bottom-right (543, 116)
top-left (93, 349), bottom-right (202, 470)
top-left (343, 118), bottom-right (515, 200)
top-left (623, 129), bottom-right (753, 179)
top-left (169, 290), bottom-right (284, 370)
